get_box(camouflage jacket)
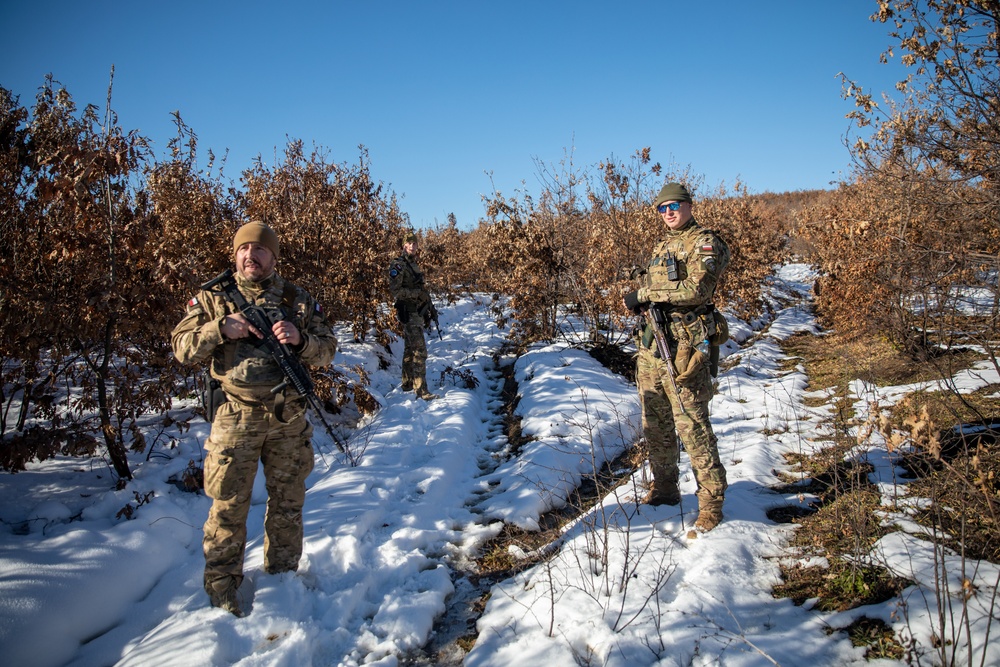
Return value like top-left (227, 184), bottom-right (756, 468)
top-left (636, 218), bottom-right (729, 309)
top-left (171, 273), bottom-right (337, 403)
top-left (387, 252), bottom-right (429, 307)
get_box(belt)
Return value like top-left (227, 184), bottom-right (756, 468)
top-left (667, 304), bottom-right (713, 324)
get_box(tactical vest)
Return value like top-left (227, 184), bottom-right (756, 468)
top-left (214, 279), bottom-right (301, 391)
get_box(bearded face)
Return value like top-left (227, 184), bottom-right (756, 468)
top-left (235, 242), bottom-right (276, 282)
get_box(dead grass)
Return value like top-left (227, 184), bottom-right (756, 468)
top-left (839, 616), bottom-right (906, 660)
top-left (780, 330), bottom-right (984, 396)
top-left (884, 385), bottom-right (1000, 562)
top-left (774, 560), bottom-right (910, 613)
top-left (884, 382), bottom-right (1000, 434)
top-left (770, 329), bottom-right (999, 621)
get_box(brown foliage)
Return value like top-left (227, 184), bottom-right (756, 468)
top-left (797, 162), bottom-right (999, 357)
top-left (1, 75), bottom-right (159, 478)
top-left (420, 214), bottom-right (475, 295)
top-left (465, 149), bottom-right (790, 348)
top-left (696, 180), bottom-right (788, 319)
top-left (239, 141), bottom-right (408, 342)
top-left (144, 112), bottom-right (235, 298)
top-left (826, 0), bottom-right (1000, 359)
top-left (477, 186), bottom-right (583, 343)
top-left (0, 80), bottom-right (406, 474)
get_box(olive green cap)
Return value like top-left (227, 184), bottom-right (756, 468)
top-left (653, 182), bottom-right (693, 208)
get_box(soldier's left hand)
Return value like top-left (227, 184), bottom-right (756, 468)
top-left (272, 320), bottom-right (302, 347)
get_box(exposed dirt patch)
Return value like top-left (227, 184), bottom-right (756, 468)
top-left (765, 503), bottom-right (818, 524)
top-left (588, 342), bottom-right (635, 382)
top-left (496, 359), bottom-right (533, 458)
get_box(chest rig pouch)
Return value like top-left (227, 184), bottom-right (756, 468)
top-left (648, 251), bottom-right (686, 290)
top-left (214, 281), bottom-right (300, 390)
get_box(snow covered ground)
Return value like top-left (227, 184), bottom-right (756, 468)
top-left (1, 264), bottom-right (998, 666)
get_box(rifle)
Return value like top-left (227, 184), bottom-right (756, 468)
top-left (419, 299), bottom-right (443, 340)
top-left (641, 305), bottom-right (687, 416)
top-left (200, 269), bottom-right (354, 464)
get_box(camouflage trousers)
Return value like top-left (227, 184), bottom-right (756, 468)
top-left (636, 343), bottom-right (727, 504)
top-left (401, 318), bottom-right (430, 394)
top-left (202, 398), bottom-right (314, 597)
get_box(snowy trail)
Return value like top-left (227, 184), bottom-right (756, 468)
top-left (104, 298), bottom-right (515, 666)
top-left (3, 276), bottom-right (821, 667)
top-left (464, 266), bottom-right (862, 667)
top-left (6, 267), bottom-right (998, 666)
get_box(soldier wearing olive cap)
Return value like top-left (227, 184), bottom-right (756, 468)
top-left (387, 231), bottom-right (438, 400)
top-left (171, 221), bottom-right (338, 616)
top-left (624, 183), bottom-right (731, 533)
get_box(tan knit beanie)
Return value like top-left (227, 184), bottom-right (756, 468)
top-left (233, 221), bottom-right (280, 259)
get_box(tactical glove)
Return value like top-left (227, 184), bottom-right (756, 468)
top-left (623, 290), bottom-right (645, 314)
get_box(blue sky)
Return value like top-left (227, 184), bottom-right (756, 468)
top-left (1, 1), bottom-right (907, 229)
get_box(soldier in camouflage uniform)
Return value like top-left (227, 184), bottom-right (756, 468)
top-left (387, 232), bottom-right (438, 400)
top-left (624, 183), bottom-right (731, 532)
top-left (171, 221), bottom-right (338, 616)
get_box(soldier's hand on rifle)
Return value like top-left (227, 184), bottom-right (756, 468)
top-left (623, 290), bottom-right (646, 314)
top-left (272, 320), bottom-right (301, 347)
top-left (222, 314), bottom-right (298, 346)
top-left (222, 313), bottom-right (261, 340)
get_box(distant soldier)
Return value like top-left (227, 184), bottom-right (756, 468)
top-left (171, 221), bottom-right (338, 616)
top-left (624, 182), bottom-right (730, 532)
top-left (387, 232), bottom-right (438, 400)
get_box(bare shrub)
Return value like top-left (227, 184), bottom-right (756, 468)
top-left (420, 213), bottom-right (475, 295)
top-left (822, 0), bottom-right (1000, 362)
top-left (798, 173), bottom-right (998, 360)
top-left (695, 180), bottom-right (788, 321)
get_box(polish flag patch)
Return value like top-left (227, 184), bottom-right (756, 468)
top-left (701, 244), bottom-right (715, 253)
top-left (188, 296), bottom-right (199, 308)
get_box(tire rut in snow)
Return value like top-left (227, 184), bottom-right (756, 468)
top-left (404, 352), bottom-right (642, 665)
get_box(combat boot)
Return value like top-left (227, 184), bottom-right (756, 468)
top-left (643, 462), bottom-right (680, 506)
top-left (641, 478), bottom-right (681, 506)
top-left (401, 363), bottom-right (414, 391)
top-left (206, 577), bottom-right (245, 617)
top-left (413, 378), bottom-right (438, 400)
top-left (694, 495), bottom-right (724, 532)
